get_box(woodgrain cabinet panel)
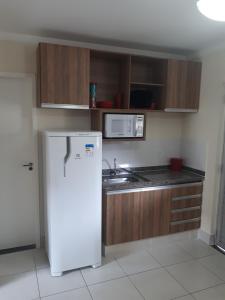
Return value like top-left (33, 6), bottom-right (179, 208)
top-left (103, 183), bottom-right (203, 245)
top-left (170, 220), bottom-right (201, 233)
top-left (171, 197), bottom-right (202, 209)
top-left (171, 207), bottom-right (201, 222)
top-left (169, 183), bottom-right (203, 234)
top-left (38, 43), bottom-right (90, 107)
top-left (103, 192), bottom-right (141, 245)
top-left (165, 60), bottom-right (202, 111)
top-left (103, 189), bottom-right (171, 245)
top-left (139, 189), bottom-right (171, 239)
top-left (171, 183), bottom-right (203, 197)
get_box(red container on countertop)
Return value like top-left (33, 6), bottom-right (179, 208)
top-left (170, 158), bottom-right (183, 172)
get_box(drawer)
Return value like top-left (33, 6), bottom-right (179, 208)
top-left (171, 194), bottom-right (202, 209)
top-left (170, 218), bottom-right (201, 233)
top-left (171, 206), bottom-right (201, 221)
top-left (171, 183), bottom-right (203, 198)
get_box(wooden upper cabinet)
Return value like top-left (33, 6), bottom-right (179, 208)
top-left (164, 60), bottom-right (202, 111)
top-left (37, 43), bottom-right (90, 108)
top-left (37, 43), bottom-right (202, 113)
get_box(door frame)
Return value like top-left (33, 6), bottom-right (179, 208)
top-left (0, 72), bottom-right (40, 248)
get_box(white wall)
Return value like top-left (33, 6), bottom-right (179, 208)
top-left (103, 113), bottom-right (183, 168)
top-left (181, 139), bottom-right (206, 171)
top-left (182, 47), bottom-right (225, 237)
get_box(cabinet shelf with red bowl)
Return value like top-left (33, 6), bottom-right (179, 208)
top-left (90, 50), bottom-right (130, 109)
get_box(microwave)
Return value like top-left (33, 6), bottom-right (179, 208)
top-left (104, 113), bottom-right (145, 139)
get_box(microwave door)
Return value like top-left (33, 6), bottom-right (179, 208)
top-left (105, 116), bottom-right (126, 138)
top-left (112, 119), bottom-right (126, 137)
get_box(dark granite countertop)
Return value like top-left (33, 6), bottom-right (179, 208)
top-left (102, 166), bottom-right (204, 193)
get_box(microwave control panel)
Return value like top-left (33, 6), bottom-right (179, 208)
top-left (135, 115), bottom-right (144, 137)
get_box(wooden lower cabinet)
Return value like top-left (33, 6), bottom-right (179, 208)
top-left (103, 183), bottom-right (203, 246)
top-left (103, 189), bottom-right (171, 245)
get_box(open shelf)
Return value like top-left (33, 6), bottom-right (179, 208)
top-left (90, 50), bottom-right (130, 109)
top-left (130, 83), bottom-right (165, 110)
top-left (130, 56), bottom-right (167, 84)
top-left (129, 56), bottom-right (167, 110)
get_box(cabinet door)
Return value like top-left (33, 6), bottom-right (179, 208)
top-left (165, 60), bottom-right (201, 111)
top-left (38, 43), bottom-right (90, 107)
top-left (139, 190), bottom-right (171, 239)
top-left (185, 61), bottom-right (202, 110)
top-left (103, 192), bottom-right (141, 245)
top-left (103, 189), bottom-right (171, 245)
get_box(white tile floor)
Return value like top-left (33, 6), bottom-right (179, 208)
top-left (0, 230), bottom-right (225, 300)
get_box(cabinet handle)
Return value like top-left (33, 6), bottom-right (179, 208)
top-left (172, 194), bottom-right (202, 201)
top-left (171, 218), bottom-right (201, 226)
top-left (171, 206), bottom-right (201, 213)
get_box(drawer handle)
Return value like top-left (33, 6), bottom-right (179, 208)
top-left (171, 206), bottom-right (201, 213)
top-left (171, 217), bottom-right (201, 226)
top-left (172, 194), bottom-right (202, 201)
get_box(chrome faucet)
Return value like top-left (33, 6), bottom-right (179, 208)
top-left (114, 158), bottom-right (117, 172)
top-left (102, 158), bottom-right (120, 176)
top-left (102, 158), bottom-right (114, 175)
top-left (113, 158), bottom-right (120, 175)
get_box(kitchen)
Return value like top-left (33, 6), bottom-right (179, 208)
top-left (0, 1), bottom-right (225, 300)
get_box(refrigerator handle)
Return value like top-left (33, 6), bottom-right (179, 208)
top-left (64, 137), bottom-right (71, 177)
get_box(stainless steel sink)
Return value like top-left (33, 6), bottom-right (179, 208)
top-left (103, 175), bottom-right (139, 185)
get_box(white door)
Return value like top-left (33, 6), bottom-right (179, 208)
top-left (0, 75), bottom-right (39, 250)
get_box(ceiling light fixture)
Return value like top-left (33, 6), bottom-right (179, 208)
top-left (197, 0), bottom-right (225, 21)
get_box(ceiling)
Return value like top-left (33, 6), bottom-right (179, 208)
top-left (0, 0), bottom-right (225, 54)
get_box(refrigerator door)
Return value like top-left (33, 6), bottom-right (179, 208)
top-left (46, 134), bottom-right (102, 274)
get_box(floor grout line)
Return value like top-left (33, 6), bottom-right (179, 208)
top-left (165, 265), bottom-right (225, 295)
top-left (189, 281), bottom-right (225, 296)
top-left (32, 250), bottom-right (41, 300)
top-left (114, 258), bottom-right (146, 300)
top-left (196, 255), bottom-right (225, 282)
top-left (80, 268), bottom-right (94, 300)
top-left (126, 275), bottom-right (146, 300)
top-left (1, 235), bottom-right (225, 300)
top-left (162, 265), bottom-right (191, 295)
top-left (39, 286), bottom-right (89, 299)
top-left (144, 245), bottom-right (195, 268)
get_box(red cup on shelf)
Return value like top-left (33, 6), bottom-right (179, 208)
top-left (170, 158), bottom-right (183, 172)
top-left (96, 100), bottom-right (113, 108)
top-left (114, 93), bottom-right (122, 108)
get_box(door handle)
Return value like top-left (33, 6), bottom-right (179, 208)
top-left (22, 162), bottom-right (33, 171)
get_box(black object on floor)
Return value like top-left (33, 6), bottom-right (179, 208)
top-left (0, 244), bottom-right (36, 255)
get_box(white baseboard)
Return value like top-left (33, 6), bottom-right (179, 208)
top-left (198, 229), bottom-right (215, 245)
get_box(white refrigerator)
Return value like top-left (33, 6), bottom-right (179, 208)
top-left (42, 131), bottom-right (102, 276)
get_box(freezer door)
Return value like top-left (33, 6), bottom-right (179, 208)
top-left (46, 135), bottom-right (102, 273)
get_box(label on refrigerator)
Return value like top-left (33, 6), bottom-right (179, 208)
top-left (85, 144), bottom-right (94, 157)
